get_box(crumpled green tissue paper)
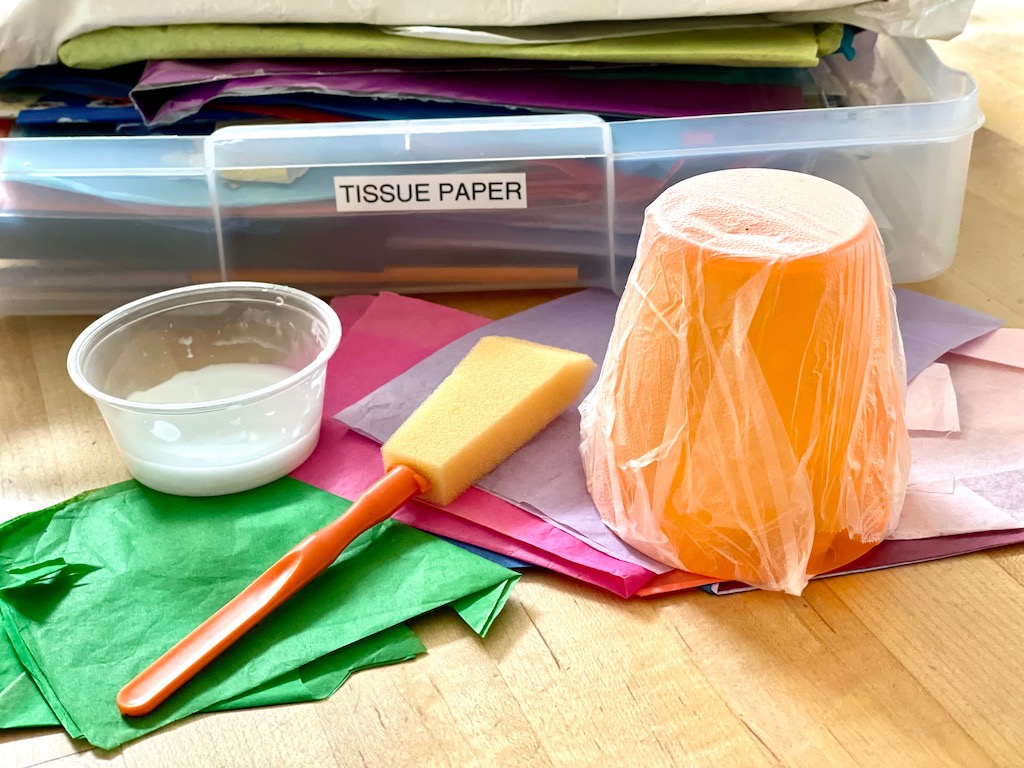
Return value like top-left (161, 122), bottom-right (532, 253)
top-left (0, 477), bottom-right (518, 749)
top-left (0, 623), bottom-right (424, 729)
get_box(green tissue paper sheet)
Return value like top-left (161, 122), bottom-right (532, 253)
top-left (0, 478), bottom-right (518, 749)
top-left (0, 624), bottom-right (424, 729)
top-left (0, 634), bottom-right (54, 728)
top-left (58, 23), bottom-right (843, 70)
top-left (205, 624), bottom-right (425, 713)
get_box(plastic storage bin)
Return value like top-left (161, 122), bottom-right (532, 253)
top-left (0, 33), bottom-right (982, 315)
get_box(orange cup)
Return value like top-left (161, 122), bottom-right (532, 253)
top-left (581, 169), bottom-right (910, 593)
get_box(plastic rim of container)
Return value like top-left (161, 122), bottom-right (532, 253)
top-left (66, 281), bottom-right (342, 415)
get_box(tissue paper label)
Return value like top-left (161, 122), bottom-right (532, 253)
top-left (335, 173), bottom-right (527, 213)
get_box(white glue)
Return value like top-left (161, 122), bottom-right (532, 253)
top-left (126, 362), bottom-right (295, 404)
top-left (117, 362), bottom-right (322, 496)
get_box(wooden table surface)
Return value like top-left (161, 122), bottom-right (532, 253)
top-left (2, 4), bottom-right (1023, 766)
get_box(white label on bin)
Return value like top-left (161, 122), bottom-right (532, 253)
top-left (334, 173), bottom-right (527, 213)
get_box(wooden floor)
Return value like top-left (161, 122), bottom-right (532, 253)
top-left (2, 3), bottom-right (1023, 765)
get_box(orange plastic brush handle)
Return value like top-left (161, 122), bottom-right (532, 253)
top-left (116, 465), bottom-right (429, 717)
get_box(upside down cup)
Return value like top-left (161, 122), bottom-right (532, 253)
top-left (580, 169), bottom-right (910, 594)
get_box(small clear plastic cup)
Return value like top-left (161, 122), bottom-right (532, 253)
top-left (67, 282), bottom-right (342, 496)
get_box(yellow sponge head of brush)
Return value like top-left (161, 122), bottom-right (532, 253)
top-left (381, 336), bottom-right (596, 507)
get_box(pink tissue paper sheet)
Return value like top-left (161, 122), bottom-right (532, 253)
top-left (906, 356), bottom-right (1024, 489)
top-left (950, 327), bottom-right (1024, 371)
top-left (892, 351), bottom-right (1024, 539)
top-left (905, 362), bottom-right (960, 434)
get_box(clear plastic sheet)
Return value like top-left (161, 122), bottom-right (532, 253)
top-left (580, 168), bottom-right (910, 594)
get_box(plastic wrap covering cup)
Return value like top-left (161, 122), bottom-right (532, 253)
top-left (580, 168), bottom-right (910, 594)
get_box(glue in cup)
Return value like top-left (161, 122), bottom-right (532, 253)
top-left (68, 282), bottom-right (341, 496)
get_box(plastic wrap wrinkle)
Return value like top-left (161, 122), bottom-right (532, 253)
top-left (580, 168), bottom-right (910, 594)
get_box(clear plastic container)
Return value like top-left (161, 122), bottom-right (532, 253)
top-left (0, 34), bottom-right (982, 314)
top-left (66, 282), bottom-right (342, 496)
top-left (0, 134), bottom-right (218, 315)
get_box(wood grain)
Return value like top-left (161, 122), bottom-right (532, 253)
top-left (2, 3), bottom-right (1023, 765)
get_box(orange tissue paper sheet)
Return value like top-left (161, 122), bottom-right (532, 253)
top-left (580, 168), bottom-right (911, 594)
